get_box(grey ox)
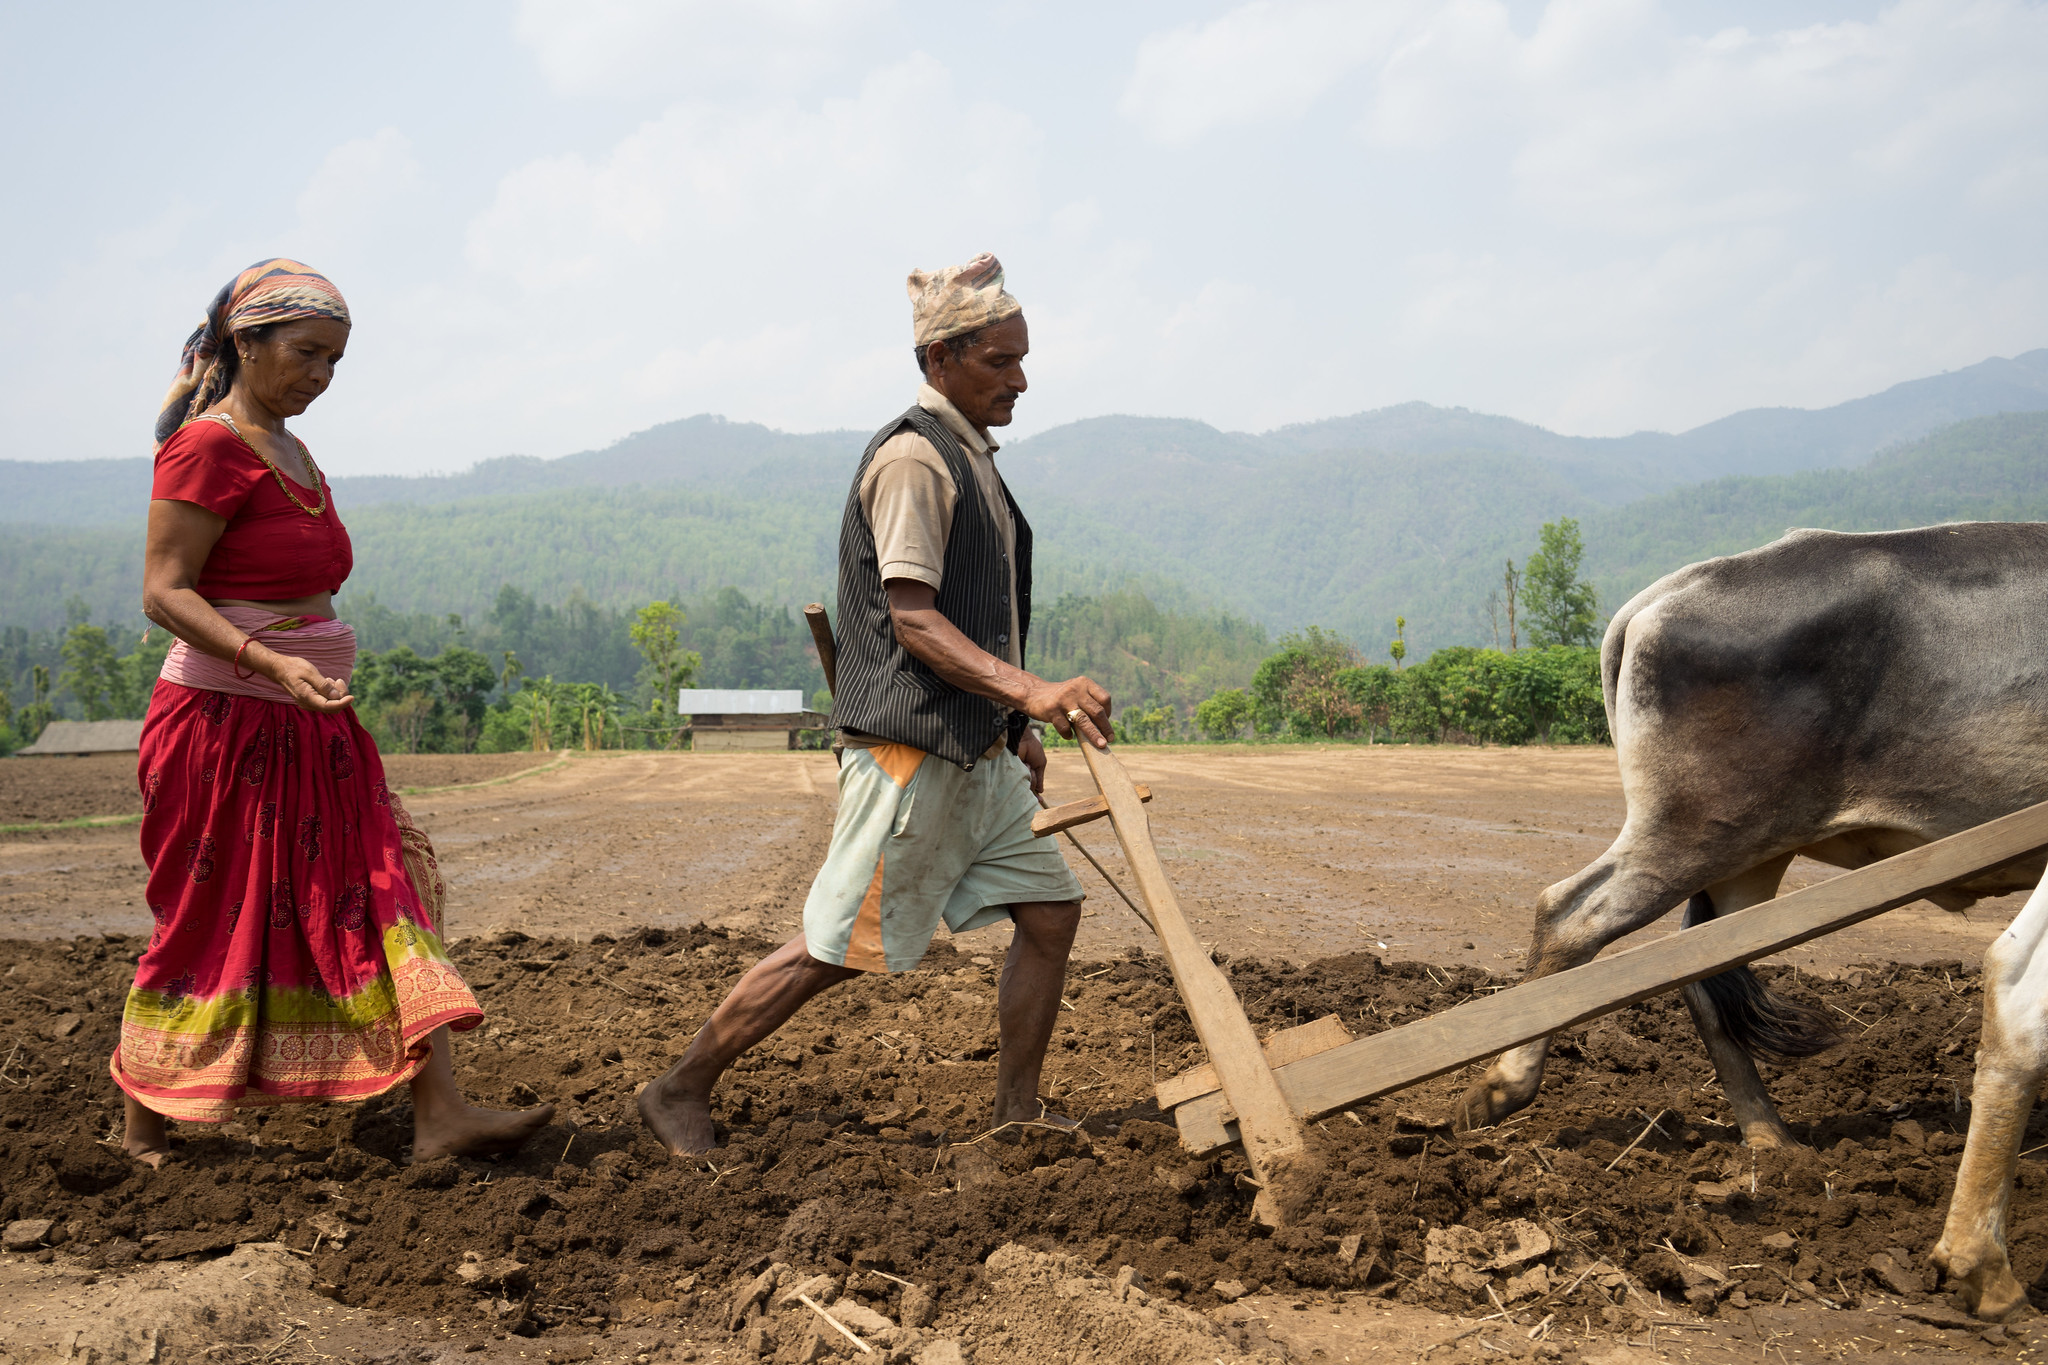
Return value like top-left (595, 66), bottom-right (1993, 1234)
top-left (1449, 522), bottom-right (2048, 1320)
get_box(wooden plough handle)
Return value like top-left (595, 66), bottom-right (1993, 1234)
top-left (1031, 785), bottom-right (1149, 837)
top-left (1072, 741), bottom-right (1309, 1222)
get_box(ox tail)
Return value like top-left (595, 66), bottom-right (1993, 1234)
top-left (1683, 894), bottom-right (1839, 1062)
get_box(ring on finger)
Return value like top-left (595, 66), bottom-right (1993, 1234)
top-left (1066, 708), bottom-right (1085, 722)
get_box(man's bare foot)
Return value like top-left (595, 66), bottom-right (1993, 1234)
top-left (411, 1102), bottom-right (556, 1162)
top-left (638, 1075), bottom-right (719, 1155)
top-left (122, 1095), bottom-right (170, 1168)
top-left (990, 1099), bottom-right (1080, 1137)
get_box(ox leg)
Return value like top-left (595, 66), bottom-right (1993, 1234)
top-left (1931, 873), bottom-right (2048, 1320)
top-left (1454, 836), bottom-right (1724, 1131)
top-left (1679, 856), bottom-right (1798, 1148)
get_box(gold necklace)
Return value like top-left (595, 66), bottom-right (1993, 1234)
top-left (191, 412), bottom-right (327, 518)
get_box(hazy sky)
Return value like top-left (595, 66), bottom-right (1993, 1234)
top-left (4, 1), bottom-right (2043, 475)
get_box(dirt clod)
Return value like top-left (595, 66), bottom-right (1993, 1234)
top-left (2, 1219), bottom-right (53, 1252)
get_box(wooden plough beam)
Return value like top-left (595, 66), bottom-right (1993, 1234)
top-left (1058, 742), bottom-right (1316, 1225)
top-left (1165, 799), bottom-right (2048, 1155)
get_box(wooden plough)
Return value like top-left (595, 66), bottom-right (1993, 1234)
top-left (1044, 750), bottom-right (2048, 1214)
top-left (1040, 740), bottom-right (1318, 1226)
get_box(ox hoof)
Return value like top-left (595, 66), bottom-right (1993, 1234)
top-left (1931, 1243), bottom-right (2033, 1322)
top-left (1738, 1120), bottom-right (1795, 1151)
top-left (1449, 1080), bottom-right (1526, 1134)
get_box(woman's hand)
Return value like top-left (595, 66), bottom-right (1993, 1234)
top-left (260, 649), bottom-right (354, 713)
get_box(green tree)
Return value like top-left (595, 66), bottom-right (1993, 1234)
top-left (511, 677), bottom-right (564, 752)
top-left (1251, 626), bottom-right (1356, 733)
top-left (1502, 561), bottom-right (1520, 651)
top-left (1123, 696), bottom-right (1178, 743)
top-left (1194, 688), bottom-right (1255, 740)
top-left (572, 682), bottom-right (623, 751)
top-left (1348, 645), bottom-right (1608, 746)
top-left (350, 644), bottom-right (494, 754)
top-left (630, 601), bottom-right (702, 719)
top-left (58, 625), bottom-right (120, 720)
top-left (1283, 649), bottom-right (1363, 738)
top-left (1520, 518), bottom-right (1601, 647)
top-left (1336, 664), bottom-right (1400, 742)
top-left (436, 646), bottom-right (496, 753)
top-left (384, 692), bottom-right (435, 754)
top-left (103, 630), bottom-right (171, 719)
top-left (17, 666), bottom-right (54, 743)
top-left (1389, 615), bottom-right (1407, 671)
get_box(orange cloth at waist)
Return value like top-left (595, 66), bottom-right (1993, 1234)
top-left (157, 606), bottom-right (356, 704)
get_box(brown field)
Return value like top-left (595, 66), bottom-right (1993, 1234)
top-left (0, 744), bottom-right (2008, 971)
top-left (0, 744), bottom-right (2038, 1363)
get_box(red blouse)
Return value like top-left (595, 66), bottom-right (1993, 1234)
top-left (152, 421), bottom-right (353, 600)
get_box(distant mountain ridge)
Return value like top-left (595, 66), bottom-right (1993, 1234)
top-left (10, 411), bottom-right (2048, 663)
top-left (6, 349), bottom-right (2043, 525)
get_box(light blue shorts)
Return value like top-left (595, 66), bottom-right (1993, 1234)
top-left (802, 741), bottom-right (1085, 973)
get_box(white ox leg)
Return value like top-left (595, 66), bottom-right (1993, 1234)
top-left (1931, 871), bottom-right (2048, 1319)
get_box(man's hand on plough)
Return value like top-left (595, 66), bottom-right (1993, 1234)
top-left (1027, 676), bottom-right (1113, 749)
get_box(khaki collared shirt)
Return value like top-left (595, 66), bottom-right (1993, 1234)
top-left (858, 384), bottom-right (1022, 671)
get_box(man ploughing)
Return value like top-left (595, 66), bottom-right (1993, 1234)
top-left (640, 253), bottom-right (1115, 1155)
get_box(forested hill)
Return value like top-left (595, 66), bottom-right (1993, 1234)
top-left (1580, 412), bottom-right (2048, 610)
top-left (5, 411), bottom-right (2047, 662)
top-left (6, 349), bottom-right (2045, 526)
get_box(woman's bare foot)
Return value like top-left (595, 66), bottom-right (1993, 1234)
top-left (123, 1095), bottom-right (171, 1168)
top-left (638, 1074), bottom-right (719, 1155)
top-left (405, 1024), bottom-right (553, 1161)
top-left (411, 1101), bottom-right (556, 1162)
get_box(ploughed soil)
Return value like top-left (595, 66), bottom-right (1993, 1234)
top-left (3, 927), bottom-right (2043, 1362)
top-left (0, 752), bottom-right (549, 826)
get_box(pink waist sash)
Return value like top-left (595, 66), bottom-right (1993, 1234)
top-left (158, 607), bottom-right (357, 704)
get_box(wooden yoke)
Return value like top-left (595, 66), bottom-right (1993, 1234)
top-left (1073, 740), bottom-right (1315, 1226)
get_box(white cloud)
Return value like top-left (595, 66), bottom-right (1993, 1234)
top-left (5, 4), bottom-right (2043, 475)
top-left (1120, 1), bottom-right (1429, 144)
top-left (1107, 0), bottom-right (2048, 435)
top-left (450, 51), bottom-right (1042, 442)
top-left (295, 129), bottom-right (422, 235)
top-left (1127, 0), bottom-right (2048, 238)
top-left (1049, 199), bottom-right (1100, 242)
top-left (467, 53), bottom-right (1039, 290)
top-left (513, 0), bottom-right (891, 97)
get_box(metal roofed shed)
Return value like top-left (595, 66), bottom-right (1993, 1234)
top-left (679, 689), bottom-right (827, 752)
top-left (14, 720), bottom-right (145, 756)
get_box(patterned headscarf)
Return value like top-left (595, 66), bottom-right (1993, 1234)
top-left (154, 258), bottom-right (351, 448)
top-left (907, 252), bottom-right (1021, 347)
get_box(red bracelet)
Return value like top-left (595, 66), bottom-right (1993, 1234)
top-left (233, 637), bottom-right (258, 680)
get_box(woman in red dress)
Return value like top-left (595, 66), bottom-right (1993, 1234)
top-left (115, 259), bottom-right (552, 1164)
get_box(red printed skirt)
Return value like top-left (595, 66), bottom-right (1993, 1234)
top-left (111, 683), bottom-right (482, 1121)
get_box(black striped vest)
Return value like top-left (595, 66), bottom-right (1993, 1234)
top-left (830, 405), bottom-right (1033, 771)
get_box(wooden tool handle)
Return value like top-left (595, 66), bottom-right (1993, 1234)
top-left (1031, 785), bottom-right (1150, 837)
top-left (803, 603), bottom-right (838, 697)
top-left (1074, 740), bottom-right (1307, 1190)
